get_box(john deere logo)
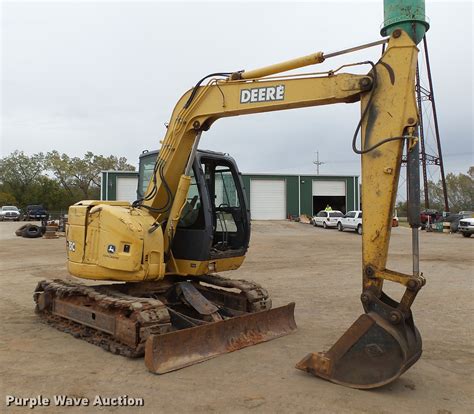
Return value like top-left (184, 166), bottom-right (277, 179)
top-left (240, 85), bottom-right (285, 104)
top-left (107, 244), bottom-right (116, 254)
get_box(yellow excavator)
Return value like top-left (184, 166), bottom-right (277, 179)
top-left (34, 1), bottom-right (430, 389)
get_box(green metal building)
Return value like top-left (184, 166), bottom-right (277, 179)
top-left (241, 173), bottom-right (359, 219)
top-left (101, 170), bottom-right (359, 220)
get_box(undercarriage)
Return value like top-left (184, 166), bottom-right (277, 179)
top-left (34, 275), bottom-right (296, 373)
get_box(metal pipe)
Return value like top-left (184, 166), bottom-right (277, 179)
top-left (415, 62), bottom-right (430, 208)
top-left (184, 131), bottom-right (202, 176)
top-left (412, 226), bottom-right (420, 276)
top-left (324, 38), bottom-right (388, 59)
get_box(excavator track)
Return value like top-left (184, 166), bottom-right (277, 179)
top-left (33, 275), bottom-right (290, 366)
top-left (34, 279), bottom-right (171, 357)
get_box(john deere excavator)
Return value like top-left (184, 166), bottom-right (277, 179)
top-left (34, 0), bottom-right (429, 389)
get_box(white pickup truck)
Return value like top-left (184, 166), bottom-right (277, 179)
top-left (458, 217), bottom-right (474, 238)
top-left (337, 210), bottom-right (362, 235)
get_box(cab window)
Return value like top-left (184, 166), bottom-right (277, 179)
top-left (214, 166), bottom-right (240, 208)
top-left (139, 155), bottom-right (156, 198)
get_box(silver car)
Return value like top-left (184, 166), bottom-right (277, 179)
top-left (0, 205), bottom-right (21, 221)
top-left (458, 217), bottom-right (474, 238)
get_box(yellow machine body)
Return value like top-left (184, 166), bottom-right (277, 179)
top-left (67, 201), bottom-right (245, 280)
top-left (52, 30), bottom-right (426, 388)
top-left (68, 34), bottom-right (415, 287)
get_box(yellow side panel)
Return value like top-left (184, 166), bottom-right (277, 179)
top-left (66, 202), bottom-right (165, 282)
top-left (65, 223), bottom-right (85, 264)
top-left (68, 204), bottom-right (89, 226)
top-left (68, 262), bottom-right (149, 282)
top-left (169, 256), bottom-right (246, 277)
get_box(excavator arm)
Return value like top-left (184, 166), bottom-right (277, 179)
top-left (295, 31), bottom-right (424, 387)
top-left (139, 30), bottom-right (423, 388)
top-left (146, 71), bottom-right (372, 257)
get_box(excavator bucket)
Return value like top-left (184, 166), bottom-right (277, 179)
top-left (296, 312), bottom-right (422, 389)
top-left (145, 302), bottom-right (296, 374)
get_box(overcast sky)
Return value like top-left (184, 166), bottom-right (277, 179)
top-left (1, 1), bottom-right (473, 180)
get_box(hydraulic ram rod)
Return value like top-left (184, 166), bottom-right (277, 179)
top-left (230, 39), bottom-right (388, 80)
top-left (407, 137), bottom-right (421, 276)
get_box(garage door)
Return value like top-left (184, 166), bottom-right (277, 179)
top-left (250, 179), bottom-right (286, 220)
top-left (116, 177), bottom-right (139, 202)
top-left (312, 180), bottom-right (346, 196)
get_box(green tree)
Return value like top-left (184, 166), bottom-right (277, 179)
top-left (427, 167), bottom-right (474, 212)
top-left (0, 150), bottom-right (45, 206)
top-left (0, 150), bottom-right (135, 210)
top-left (43, 151), bottom-right (77, 197)
top-left (395, 200), bottom-right (407, 217)
top-left (0, 192), bottom-right (18, 206)
top-left (27, 176), bottom-right (76, 212)
top-left (46, 151), bottom-right (135, 199)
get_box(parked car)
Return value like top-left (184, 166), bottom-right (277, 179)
top-left (337, 210), bottom-right (362, 235)
top-left (0, 205), bottom-right (21, 221)
top-left (23, 204), bottom-right (49, 221)
top-left (458, 217), bottom-right (474, 237)
top-left (441, 211), bottom-right (473, 233)
top-left (420, 209), bottom-right (441, 229)
top-left (453, 212), bottom-right (473, 233)
top-left (312, 210), bottom-right (344, 229)
top-left (440, 213), bottom-right (460, 232)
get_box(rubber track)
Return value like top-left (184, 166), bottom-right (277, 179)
top-left (34, 275), bottom-right (271, 358)
top-left (34, 279), bottom-right (168, 357)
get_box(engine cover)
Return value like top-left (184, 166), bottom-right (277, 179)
top-left (67, 201), bottom-right (165, 281)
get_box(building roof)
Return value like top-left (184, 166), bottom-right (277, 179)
top-left (243, 172), bottom-right (359, 178)
top-left (101, 170), bottom-right (359, 178)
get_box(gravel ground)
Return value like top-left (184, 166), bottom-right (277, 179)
top-left (0, 220), bottom-right (472, 413)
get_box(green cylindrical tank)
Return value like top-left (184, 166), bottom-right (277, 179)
top-left (381, 0), bottom-right (430, 45)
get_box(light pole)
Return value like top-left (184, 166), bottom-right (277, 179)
top-left (313, 151), bottom-right (325, 175)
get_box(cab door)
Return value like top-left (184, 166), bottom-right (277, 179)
top-left (200, 154), bottom-right (250, 259)
top-left (171, 151), bottom-right (250, 261)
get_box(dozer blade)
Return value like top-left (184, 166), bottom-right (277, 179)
top-left (296, 312), bottom-right (422, 389)
top-left (145, 302), bottom-right (296, 374)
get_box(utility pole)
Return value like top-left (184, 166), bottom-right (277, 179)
top-left (313, 151), bottom-right (325, 175)
top-left (401, 35), bottom-right (449, 212)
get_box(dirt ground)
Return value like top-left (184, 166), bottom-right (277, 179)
top-left (0, 220), bottom-right (472, 413)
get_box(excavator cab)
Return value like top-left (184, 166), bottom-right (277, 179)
top-left (138, 149), bottom-right (250, 263)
